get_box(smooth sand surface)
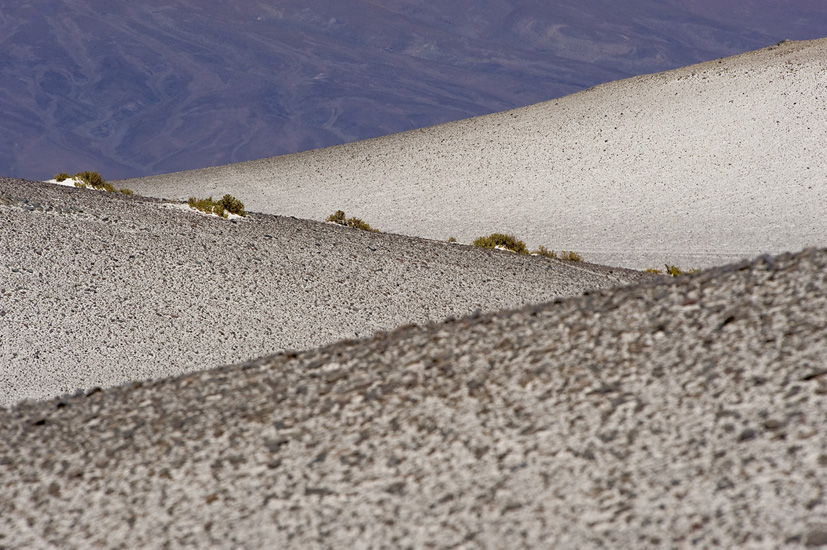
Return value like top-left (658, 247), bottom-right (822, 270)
top-left (0, 178), bottom-right (646, 407)
top-left (2, 247), bottom-right (825, 549)
top-left (121, 38), bottom-right (827, 270)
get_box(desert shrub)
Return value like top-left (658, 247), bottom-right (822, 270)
top-left (447, 236), bottom-right (457, 243)
top-left (473, 233), bottom-right (529, 254)
top-left (74, 181), bottom-right (87, 189)
top-left (188, 196), bottom-right (222, 217)
top-left (187, 195), bottom-right (246, 218)
top-left (326, 210), bottom-right (347, 224)
top-left (73, 171), bottom-right (106, 190)
top-left (102, 182), bottom-right (116, 193)
top-left (219, 194), bottom-right (246, 216)
top-left (325, 210), bottom-right (378, 232)
top-left (664, 264), bottom-right (700, 277)
top-left (559, 250), bottom-right (582, 262)
top-left (533, 245), bottom-right (558, 259)
top-left (54, 172), bottom-right (70, 182)
top-left (644, 268), bottom-right (663, 274)
top-left (119, 188), bottom-right (133, 195)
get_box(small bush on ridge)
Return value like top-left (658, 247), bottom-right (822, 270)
top-left (559, 250), bottom-right (582, 262)
top-left (74, 171), bottom-right (106, 190)
top-left (187, 194), bottom-right (246, 218)
top-left (219, 194), bottom-right (246, 216)
top-left (663, 264), bottom-right (701, 277)
top-left (325, 210), bottom-right (378, 232)
top-left (55, 170), bottom-right (132, 195)
top-left (532, 245), bottom-right (557, 259)
top-left (473, 233), bottom-right (529, 254)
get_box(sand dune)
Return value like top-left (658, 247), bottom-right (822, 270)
top-left (122, 38), bottom-right (827, 270)
top-left (2, 246), bottom-right (825, 548)
top-left (0, 177), bottom-right (645, 407)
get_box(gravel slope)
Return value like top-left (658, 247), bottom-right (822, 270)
top-left (0, 178), bottom-right (646, 407)
top-left (121, 38), bottom-right (827, 270)
top-left (1, 247), bottom-right (825, 549)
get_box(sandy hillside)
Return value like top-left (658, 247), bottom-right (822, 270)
top-left (2, 246), bottom-right (825, 549)
top-left (0, 177), bottom-right (645, 407)
top-left (121, 38), bottom-right (827, 270)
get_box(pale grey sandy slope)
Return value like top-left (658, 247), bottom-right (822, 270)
top-left (121, 38), bottom-right (827, 270)
top-left (2, 247), bottom-right (825, 549)
top-left (0, 178), bottom-right (646, 407)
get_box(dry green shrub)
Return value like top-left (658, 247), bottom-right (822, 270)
top-left (447, 236), bottom-right (457, 243)
top-left (663, 264), bottom-right (700, 277)
top-left (532, 245), bottom-right (558, 259)
top-left (187, 195), bottom-right (246, 218)
top-left (559, 250), bottom-right (582, 262)
top-left (55, 169), bottom-right (136, 196)
top-left (73, 171), bottom-right (106, 190)
top-left (326, 210), bottom-right (378, 232)
top-left (473, 233), bottom-right (529, 254)
top-left (219, 194), bottom-right (246, 216)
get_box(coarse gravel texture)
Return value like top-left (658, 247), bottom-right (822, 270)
top-left (1, 247), bottom-right (825, 549)
top-left (120, 38), bottom-right (827, 270)
top-left (0, 177), bottom-right (647, 407)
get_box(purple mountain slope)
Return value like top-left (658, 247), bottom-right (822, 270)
top-left (2, 1), bottom-right (826, 180)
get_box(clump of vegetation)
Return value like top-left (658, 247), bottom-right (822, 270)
top-left (559, 250), bottom-right (582, 262)
top-left (473, 233), bottom-right (529, 254)
top-left (532, 245), bottom-right (558, 259)
top-left (187, 194), bottom-right (247, 218)
top-left (73, 171), bottom-right (106, 190)
top-left (447, 236), bottom-right (457, 243)
top-left (54, 170), bottom-right (132, 195)
top-left (325, 210), bottom-right (378, 232)
top-left (218, 194), bottom-right (246, 216)
top-left (663, 264), bottom-right (701, 277)
top-left (647, 265), bottom-right (701, 276)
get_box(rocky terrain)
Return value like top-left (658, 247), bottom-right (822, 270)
top-left (1, 32), bottom-right (826, 550)
top-left (0, 177), bottom-right (646, 407)
top-left (1, 246), bottom-right (825, 548)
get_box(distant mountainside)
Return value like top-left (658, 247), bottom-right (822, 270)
top-left (2, 1), bottom-right (826, 180)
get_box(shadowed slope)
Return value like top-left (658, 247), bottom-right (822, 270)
top-left (2, 247), bottom-right (825, 548)
top-left (0, 178), bottom-right (645, 406)
top-left (123, 38), bottom-right (827, 270)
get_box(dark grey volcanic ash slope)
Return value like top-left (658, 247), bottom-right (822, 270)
top-left (1, 247), bottom-right (825, 549)
top-left (3, 1), bottom-right (827, 181)
top-left (0, 178), bottom-right (646, 407)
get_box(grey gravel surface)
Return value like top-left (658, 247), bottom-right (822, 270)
top-left (0, 177), bottom-right (647, 407)
top-left (120, 38), bottom-right (827, 270)
top-left (1, 247), bottom-right (825, 549)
